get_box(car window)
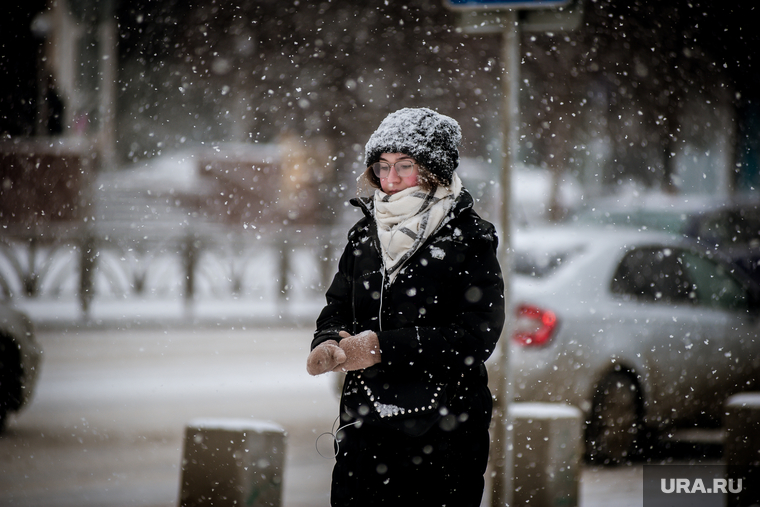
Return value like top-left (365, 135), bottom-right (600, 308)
top-left (611, 247), bottom-right (694, 304)
top-left (680, 252), bottom-right (749, 312)
top-left (611, 246), bottom-right (751, 311)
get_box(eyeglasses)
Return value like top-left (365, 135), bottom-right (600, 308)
top-left (371, 160), bottom-right (418, 178)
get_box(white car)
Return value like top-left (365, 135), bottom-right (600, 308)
top-left (0, 302), bottom-right (42, 432)
top-left (509, 226), bottom-right (760, 464)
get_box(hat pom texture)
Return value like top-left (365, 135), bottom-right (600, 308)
top-left (364, 108), bottom-right (462, 186)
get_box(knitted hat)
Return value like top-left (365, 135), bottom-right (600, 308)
top-left (364, 107), bottom-right (462, 186)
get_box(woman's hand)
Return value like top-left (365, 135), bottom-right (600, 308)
top-left (332, 331), bottom-right (381, 372)
top-left (306, 340), bottom-right (346, 375)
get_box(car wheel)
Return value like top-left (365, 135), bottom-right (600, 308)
top-left (586, 372), bottom-right (642, 465)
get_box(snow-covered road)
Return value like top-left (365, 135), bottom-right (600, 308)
top-left (0, 325), bottom-right (650, 507)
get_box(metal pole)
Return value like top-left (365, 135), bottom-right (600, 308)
top-left (98, 0), bottom-right (117, 170)
top-left (79, 232), bottom-right (96, 320)
top-left (491, 9), bottom-right (519, 507)
top-left (183, 233), bottom-right (198, 314)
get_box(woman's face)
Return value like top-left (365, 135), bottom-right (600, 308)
top-left (376, 153), bottom-right (420, 194)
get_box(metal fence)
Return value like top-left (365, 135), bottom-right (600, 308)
top-left (0, 221), bottom-right (341, 321)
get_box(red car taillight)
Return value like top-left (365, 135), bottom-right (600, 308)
top-left (512, 304), bottom-right (558, 347)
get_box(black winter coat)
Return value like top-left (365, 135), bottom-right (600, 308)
top-left (313, 188), bottom-right (505, 506)
top-left (314, 188), bottom-right (504, 388)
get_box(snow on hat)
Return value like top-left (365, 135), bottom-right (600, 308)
top-left (364, 107), bottom-right (462, 186)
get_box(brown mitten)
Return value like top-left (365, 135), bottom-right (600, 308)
top-left (306, 340), bottom-right (346, 376)
top-left (333, 331), bottom-right (381, 372)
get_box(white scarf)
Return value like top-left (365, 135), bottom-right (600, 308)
top-left (374, 173), bottom-right (462, 283)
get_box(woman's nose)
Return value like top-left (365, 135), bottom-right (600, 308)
top-left (386, 166), bottom-right (401, 181)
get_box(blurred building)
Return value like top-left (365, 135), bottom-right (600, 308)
top-left (1, 0), bottom-right (759, 234)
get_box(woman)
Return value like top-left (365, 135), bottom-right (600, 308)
top-left (307, 107), bottom-right (505, 506)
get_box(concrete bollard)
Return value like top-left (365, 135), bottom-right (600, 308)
top-left (510, 402), bottom-right (582, 507)
top-left (724, 393), bottom-right (760, 507)
top-left (178, 418), bottom-right (287, 507)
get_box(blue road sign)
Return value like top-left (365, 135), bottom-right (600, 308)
top-left (445, 0), bottom-right (572, 9)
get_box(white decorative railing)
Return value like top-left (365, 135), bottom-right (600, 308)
top-left (0, 221), bottom-right (342, 322)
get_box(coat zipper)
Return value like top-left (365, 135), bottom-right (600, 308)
top-left (379, 266), bottom-right (385, 332)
